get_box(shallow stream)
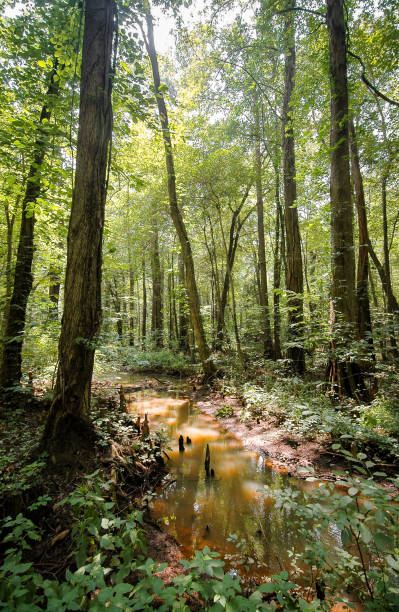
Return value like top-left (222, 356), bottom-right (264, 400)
top-left (115, 374), bottom-right (344, 583)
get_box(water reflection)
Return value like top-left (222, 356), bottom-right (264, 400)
top-left (126, 385), bottom-right (340, 579)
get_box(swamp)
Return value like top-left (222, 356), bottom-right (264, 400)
top-left (1, 0), bottom-right (399, 610)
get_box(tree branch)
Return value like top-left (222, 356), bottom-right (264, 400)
top-left (276, 7), bottom-right (325, 19)
top-left (348, 50), bottom-right (399, 108)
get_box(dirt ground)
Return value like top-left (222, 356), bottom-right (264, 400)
top-left (144, 520), bottom-right (185, 580)
top-left (194, 388), bottom-right (346, 481)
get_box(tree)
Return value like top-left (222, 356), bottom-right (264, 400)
top-left (0, 63), bottom-right (60, 390)
top-left (349, 119), bottom-right (374, 358)
top-left (41, 0), bottom-right (116, 459)
top-left (150, 207), bottom-right (163, 347)
top-left (141, 1), bottom-right (215, 377)
top-left (281, 0), bottom-right (305, 374)
top-left (254, 92), bottom-right (274, 359)
top-left (326, 0), bottom-right (363, 397)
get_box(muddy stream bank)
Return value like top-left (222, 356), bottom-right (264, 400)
top-left (112, 374), bottom-right (343, 585)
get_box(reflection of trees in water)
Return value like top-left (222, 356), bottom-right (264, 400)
top-left (147, 390), bottom-right (311, 579)
top-left (173, 440), bottom-right (203, 550)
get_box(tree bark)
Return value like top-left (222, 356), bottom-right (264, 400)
top-left (326, 0), bottom-right (363, 398)
top-left (1, 200), bottom-right (17, 333)
top-left (48, 264), bottom-right (61, 320)
top-left (273, 170), bottom-right (282, 360)
top-left (1, 65), bottom-right (59, 389)
top-left (142, 257), bottom-right (147, 349)
top-left (217, 207), bottom-right (246, 366)
top-left (129, 264), bottom-right (135, 346)
top-left (108, 277), bottom-right (123, 338)
top-left (150, 213), bottom-right (163, 348)
top-left (178, 252), bottom-right (189, 353)
top-left (143, 3), bottom-right (214, 376)
top-left (215, 187), bottom-right (251, 350)
top-left (349, 119), bottom-right (374, 357)
top-left (369, 95), bottom-right (399, 354)
top-left (202, 221), bottom-right (220, 349)
top-left (254, 94), bottom-right (273, 358)
top-left (4, 201), bottom-right (17, 307)
top-left (171, 257), bottom-right (178, 347)
top-left (41, 0), bottom-right (115, 459)
top-left (282, 1), bottom-right (305, 373)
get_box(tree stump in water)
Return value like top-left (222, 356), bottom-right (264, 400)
top-left (141, 414), bottom-right (150, 439)
top-left (119, 386), bottom-right (126, 410)
top-left (205, 443), bottom-right (210, 477)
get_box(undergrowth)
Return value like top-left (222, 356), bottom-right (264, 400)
top-left (2, 463), bottom-right (399, 610)
top-left (95, 345), bottom-right (195, 376)
top-left (0, 472), bottom-right (323, 611)
top-left (220, 357), bottom-right (399, 464)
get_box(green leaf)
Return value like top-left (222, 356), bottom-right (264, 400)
top-left (387, 555), bottom-right (399, 572)
top-left (373, 531), bottom-right (392, 551)
top-left (374, 509), bottom-right (386, 526)
top-left (359, 524), bottom-right (372, 544)
top-left (341, 527), bottom-right (352, 546)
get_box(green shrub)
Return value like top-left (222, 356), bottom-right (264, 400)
top-left (0, 473), bottom-right (323, 611)
top-left (215, 405), bottom-right (235, 419)
top-left (95, 345), bottom-right (194, 375)
top-left (264, 461), bottom-right (399, 611)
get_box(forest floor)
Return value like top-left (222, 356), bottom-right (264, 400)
top-left (1, 369), bottom-right (397, 608)
top-left (195, 388), bottom-right (346, 481)
top-left (0, 379), bottom-right (178, 580)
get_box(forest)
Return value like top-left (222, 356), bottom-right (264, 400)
top-left (0, 0), bottom-right (399, 609)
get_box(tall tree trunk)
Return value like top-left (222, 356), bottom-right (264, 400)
top-left (369, 96), bottom-right (399, 354)
top-left (273, 170), bottom-right (282, 360)
top-left (167, 255), bottom-right (177, 347)
top-left (108, 277), bottom-right (123, 338)
top-left (1, 65), bottom-right (59, 390)
top-left (129, 265), bottom-right (135, 347)
top-left (41, 0), bottom-right (115, 459)
top-left (172, 259), bottom-right (178, 347)
top-left (254, 94), bottom-right (273, 358)
top-left (143, 4), bottom-right (214, 377)
top-left (202, 221), bottom-right (220, 349)
top-left (4, 202), bottom-right (17, 307)
top-left (282, 2), bottom-right (305, 374)
top-left (1, 201), bottom-right (17, 333)
top-left (369, 268), bottom-right (378, 309)
top-left (142, 257), bottom-right (147, 349)
top-left (103, 289), bottom-right (111, 335)
top-left (178, 252), bottom-right (189, 353)
top-left (48, 264), bottom-right (61, 320)
top-left (381, 174), bottom-right (398, 356)
top-left (326, 0), bottom-right (363, 398)
top-left (215, 188), bottom-right (251, 350)
top-left (217, 208), bottom-right (245, 366)
top-left (349, 119), bottom-right (374, 358)
top-left (368, 243), bottom-right (399, 315)
top-left (253, 251), bottom-right (261, 308)
top-left (167, 264), bottom-right (173, 346)
top-left (150, 214), bottom-right (163, 348)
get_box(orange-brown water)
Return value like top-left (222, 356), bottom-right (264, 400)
top-left (123, 378), bottom-right (344, 582)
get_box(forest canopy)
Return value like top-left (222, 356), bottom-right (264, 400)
top-left (1, 0), bottom-right (398, 401)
